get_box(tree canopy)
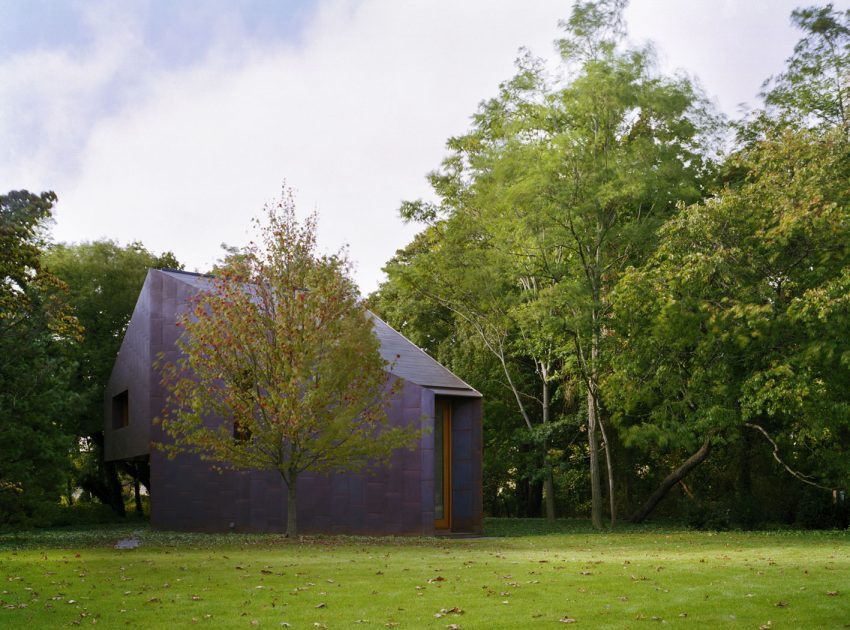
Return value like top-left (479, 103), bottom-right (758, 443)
top-left (373, 1), bottom-right (849, 528)
top-left (158, 193), bottom-right (417, 536)
top-left (0, 191), bottom-right (80, 525)
top-left (376, 0), bottom-right (721, 528)
top-left (43, 240), bottom-right (181, 516)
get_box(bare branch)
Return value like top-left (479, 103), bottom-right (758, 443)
top-left (744, 422), bottom-right (836, 492)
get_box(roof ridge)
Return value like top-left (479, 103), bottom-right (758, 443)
top-left (158, 268), bottom-right (213, 278)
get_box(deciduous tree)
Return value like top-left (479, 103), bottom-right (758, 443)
top-left (43, 240), bottom-right (181, 515)
top-left (158, 193), bottom-right (416, 536)
top-left (609, 126), bottom-right (850, 522)
top-left (387, 0), bottom-right (719, 528)
top-left (0, 191), bottom-right (80, 525)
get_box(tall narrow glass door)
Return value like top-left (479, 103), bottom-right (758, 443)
top-left (434, 399), bottom-right (451, 529)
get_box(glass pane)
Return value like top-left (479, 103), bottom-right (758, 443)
top-left (434, 401), bottom-right (444, 520)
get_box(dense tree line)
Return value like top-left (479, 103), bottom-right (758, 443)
top-left (370, 1), bottom-right (850, 529)
top-left (0, 190), bottom-right (180, 527)
top-left (1, 1), bottom-right (847, 530)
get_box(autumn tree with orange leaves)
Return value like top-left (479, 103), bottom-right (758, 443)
top-left (157, 192), bottom-right (416, 536)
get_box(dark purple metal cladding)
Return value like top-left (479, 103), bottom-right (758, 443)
top-left (106, 269), bottom-right (484, 535)
top-left (103, 271), bottom-right (155, 462)
top-left (448, 396), bottom-right (484, 534)
top-left (150, 378), bottom-right (427, 535)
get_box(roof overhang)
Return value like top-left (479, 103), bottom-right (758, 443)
top-left (427, 387), bottom-right (482, 398)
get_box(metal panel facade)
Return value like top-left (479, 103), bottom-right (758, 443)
top-left (105, 269), bottom-right (483, 535)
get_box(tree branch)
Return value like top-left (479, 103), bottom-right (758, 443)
top-left (744, 422), bottom-right (835, 492)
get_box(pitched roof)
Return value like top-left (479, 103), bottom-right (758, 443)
top-left (158, 269), bottom-right (480, 397)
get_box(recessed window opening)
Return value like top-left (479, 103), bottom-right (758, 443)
top-left (233, 419), bottom-right (252, 442)
top-left (112, 390), bottom-right (129, 429)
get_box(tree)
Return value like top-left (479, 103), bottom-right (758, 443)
top-left (762, 3), bottom-right (850, 132)
top-left (608, 125), bottom-right (850, 523)
top-left (373, 231), bottom-right (561, 519)
top-left (157, 193), bottom-right (417, 536)
top-left (43, 241), bottom-right (181, 516)
top-left (387, 0), bottom-right (719, 528)
top-left (0, 191), bottom-right (80, 525)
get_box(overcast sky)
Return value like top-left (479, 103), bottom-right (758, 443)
top-left (1, 0), bottom-right (844, 293)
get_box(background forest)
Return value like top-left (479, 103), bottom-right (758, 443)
top-left (369, 1), bottom-right (850, 530)
top-left (2, 1), bottom-right (849, 530)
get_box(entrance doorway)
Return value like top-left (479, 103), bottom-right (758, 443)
top-left (434, 398), bottom-right (452, 529)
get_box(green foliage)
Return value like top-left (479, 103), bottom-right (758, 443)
top-left (42, 239), bottom-right (181, 515)
top-left (43, 240), bottom-right (182, 439)
top-left (609, 125), bottom-right (850, 515)
top-left (762, 3), bottom-right (850, 131)
top-left (374, 0), bottom-right (720, 525)
top-left (0, 191), bottom-right (80, 527)
top-left (158, 192), bottom-right (418, 536)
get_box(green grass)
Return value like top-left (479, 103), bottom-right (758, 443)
top-left (0, 520), bottom-right (847, 628)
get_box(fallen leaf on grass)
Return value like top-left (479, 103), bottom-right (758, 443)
top-left (827, 591), bottom-right (839, 596)
top-left (774, 601), bottom-right (788, 608)
top-left (559, 617), bottom-right (577, 624)
top-left (315, 602), bottom-right (326, 609)
top-left (446, 625), bottom-right (462, 630)
top-left (428, 576), bottom-right (446, 583)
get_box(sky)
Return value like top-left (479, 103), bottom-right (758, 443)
top-left (1, 0), bottom-right (845, 293)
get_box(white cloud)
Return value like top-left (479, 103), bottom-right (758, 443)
top-left (0, 0), bottom-right (818, 292)
top-left (42, 0), bottom-right (567, 292)
top-left (624, 0), bottom-right (804, 116)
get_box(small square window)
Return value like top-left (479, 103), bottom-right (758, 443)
top-left (112, 390), bottom-right (129, 429)
top-left (233, 419), bottom-right (251, 442)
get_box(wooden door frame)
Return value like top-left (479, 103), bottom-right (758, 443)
top-left (434, 399), bottom-right (452, 530)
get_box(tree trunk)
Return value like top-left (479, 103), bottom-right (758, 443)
top-left (585, 296), bottom-right (605, 531)
top-left (286, 472), bottom-right (298, 537)
top-left (133, 469), bottom-right (143, 518)
top-left (587, 389), bottom-right (603, 530)
top-left (105, 461), bottom-right (126, 516)
top-left (542, 379), bottom-right (556, 522)
top-left (523, 478), bottom-right (543, 517)
top-left (80, 432), bottom-right (126, 516)
top-left (66, 478), bottom-right (75, 506)
top-left (597, 412), bottom-right (616, 528)
top-left (630, 436), bottom-right (712, 524)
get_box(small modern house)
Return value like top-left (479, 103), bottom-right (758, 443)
top-left (104, 269), bottom-right (483, 535)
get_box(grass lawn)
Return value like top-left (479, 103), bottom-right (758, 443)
top-left (0, 519), bottom-right (847, 629)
